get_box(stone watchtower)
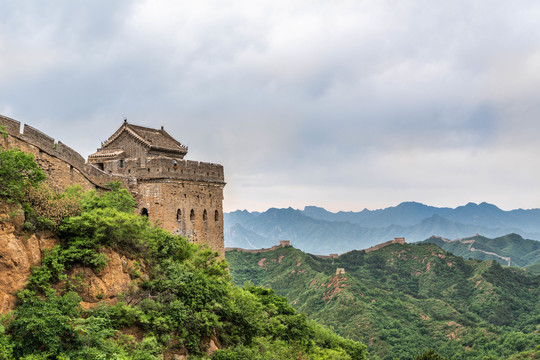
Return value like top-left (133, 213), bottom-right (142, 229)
top-left (88, 120), bottom-right (225, 255)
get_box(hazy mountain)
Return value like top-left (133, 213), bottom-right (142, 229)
top-left (224, 202), bottom-right (540, 254)
top-left (226, 243), bottom-right (540, 359)
top-left (303, 202), bottom-right (540, 231)
top-left (303, 201), bottom-right (449, 227)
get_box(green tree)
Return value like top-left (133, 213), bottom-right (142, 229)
top-left (0, 149), bottom-right (46, 201)
top-left (81, 180), bottom-right (136, 213)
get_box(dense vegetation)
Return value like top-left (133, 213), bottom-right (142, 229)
top-left (0, 147), bottom-right (366, 359)
top-left (421, 234), bottom-right (540, 273)
top-left (227, 244), bottom-right (540, 360)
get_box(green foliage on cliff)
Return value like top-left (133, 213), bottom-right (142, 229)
top-left (0, 174), bottom-right (366, 359)
top-left (0, 149), bottom-right (46, 202)
top-left (226, 244), bottom-right (540, 360)
top-left (0, 125), bottom-right (7, 139)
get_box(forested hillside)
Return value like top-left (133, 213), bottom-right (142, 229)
top-left (227, 243), bottom-right (540, 359)
top-left (420, 234), bottom-right (540, 272)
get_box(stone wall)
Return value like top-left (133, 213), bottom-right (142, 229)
top-left (135, 179), bottom-right (225, 255)
top-left (0, 115), bottom-right (122, 192)
top-left (113, 157), bottom-right (225, 184)
top-left (364, 237), bottom-right (406, 253)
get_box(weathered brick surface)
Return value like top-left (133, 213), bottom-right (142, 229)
top-left (136, 180), bottom-right (224, 254)
top-left (0, 123), bottom-right (117, 193)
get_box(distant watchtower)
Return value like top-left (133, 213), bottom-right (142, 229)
top-left (88, 120), bottom-right (225, 255)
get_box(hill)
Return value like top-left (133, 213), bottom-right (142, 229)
top-left (420, 234), bottom-right (540, 272)
top-left (226, 243), bottom-right (540, 360)
top-left (224, 204), bottom-right (540, 254)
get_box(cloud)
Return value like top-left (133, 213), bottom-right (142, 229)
top-left (1, 1), bottom-right (540, 211)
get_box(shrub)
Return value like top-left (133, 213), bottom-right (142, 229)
top-left (0, 149), bottom-right (46, 202)
top-left (81, 181), bottom-right (135, 213)
top-left (23, 184), bottom-right (82, 230)
top-left (10, 290), bottom-right (82, 357)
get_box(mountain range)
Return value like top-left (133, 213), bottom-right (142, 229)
top-left (225, 202), bottom-right (540, 254)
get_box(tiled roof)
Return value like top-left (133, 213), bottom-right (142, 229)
top-left (127, 124), bottom-right (187, 153)
top-left (97, 121), bottom-right (188, 156)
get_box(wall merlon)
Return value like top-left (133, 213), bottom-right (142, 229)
top-left (56, 142), bottom-right (86, 168)
top-left (23, 124), bottom-right (55, 149)
top-left (131, 158), bottom-right (224, 182)
top-left (0, 115), bottom-right (21, 136)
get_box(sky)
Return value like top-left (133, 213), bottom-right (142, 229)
top-left (1, 1), bottom-right (540, 212)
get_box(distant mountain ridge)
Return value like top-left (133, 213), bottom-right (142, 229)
top-left (225, 202), bottom-right (540, 254)
top-left (303, 201), bottom-right (540, 230)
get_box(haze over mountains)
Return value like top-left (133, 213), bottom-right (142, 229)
top-left (224, 202), bottom-right (540, 254)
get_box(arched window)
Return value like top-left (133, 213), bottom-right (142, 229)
top-left (190, 209), bottom-right (195, 221)
top-left (176, 209), bottom-right (182, 221)
top-left (214, 210), bottom-right (219, 222)
top-left (203, 209), bottom-right (208, 221)
top-left (141, 208), bottom-right (149, 217)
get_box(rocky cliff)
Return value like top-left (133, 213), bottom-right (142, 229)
top-left (0, 200), bottom-right (141, 313)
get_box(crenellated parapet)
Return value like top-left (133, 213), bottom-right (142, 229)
top-left (115, 158), bottom-right (225, 184)
top-left (0, 115), bottom-right (123, 190)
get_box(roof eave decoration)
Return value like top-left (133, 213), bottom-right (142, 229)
top-left (149, 145), bottom-right (188, 155)
top-left (88, 149), bottom-right (125, 159)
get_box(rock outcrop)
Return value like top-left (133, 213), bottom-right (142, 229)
top-left (0, 200), bottom-right (144, 313)
top-left (0, 201), bottom-right (57, 313)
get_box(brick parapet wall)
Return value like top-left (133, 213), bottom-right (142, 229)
top-left (0, 114), bottom-right (21, 135)
top-left (117, 158), bottom-right (225, 184)
top-left (0, 115), bottom-right (122, 189)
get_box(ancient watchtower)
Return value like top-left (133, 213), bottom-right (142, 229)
top-left (88, 120), bottom-right (225, 255)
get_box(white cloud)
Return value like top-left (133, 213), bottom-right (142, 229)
top-left (1, 0), bottom-right (540, 211)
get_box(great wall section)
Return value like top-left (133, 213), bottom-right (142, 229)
top-left (0, 114), bottom-right (225, 255)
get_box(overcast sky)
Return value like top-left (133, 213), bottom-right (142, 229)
top-left (1, 1), bottom-right (540, 212)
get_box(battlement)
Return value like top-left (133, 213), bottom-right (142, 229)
top-left (0, 114), bottom-right (21, 135)
top-left (23, 124), bottom-right (55, 149)
top-left (0, 115), bottom-right (123, 189)
top-left (122, 158), bottom-right (225, 183)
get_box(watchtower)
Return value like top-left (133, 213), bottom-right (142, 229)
top-left (88, 121), bottom-right (225, 255)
